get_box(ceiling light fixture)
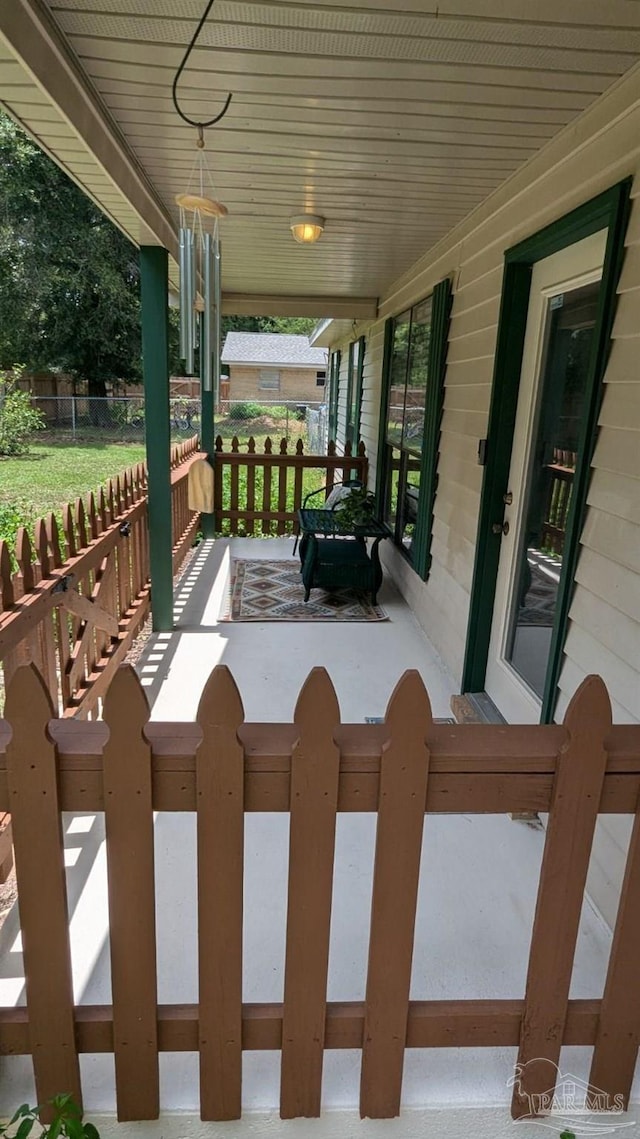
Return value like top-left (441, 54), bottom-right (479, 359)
top-left (290, 214), bottom-right (325, 244)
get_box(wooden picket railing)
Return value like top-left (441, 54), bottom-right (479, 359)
top-left (213, 436), bottom-right (368, 535)
top-left (0, 664), bottom-right (638, 1122)
top-left (541, 446), bottom-right (576, 554)
top-left (0, 437), bottom-right (200, 720)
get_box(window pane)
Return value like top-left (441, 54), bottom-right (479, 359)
top-left (400, 457), bottom-right (422, 562)
top-left (259, 369), bottom-right (280, 390)
top-left (402, 297), bottom-right (432, 453)
top-left (387, 311), bottom-right (410, 445)
top-left (384, 446), bottom-right (402, 534)
top-left (349, 340), bottom-right (361, 431)
top-left (506, 280), bottom-right (600, 698)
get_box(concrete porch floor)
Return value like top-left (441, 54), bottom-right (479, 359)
top-left (137, 537), bottom-right (458, 722)
top-left (0, 538), bottom-right (635, 1124)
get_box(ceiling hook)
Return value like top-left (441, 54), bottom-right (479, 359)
top-left (171, 0), bottom-right (233, 134)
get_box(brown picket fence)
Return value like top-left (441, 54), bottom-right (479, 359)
top-left (213, 436), bottom-right (368, 535)
top-left (0, 436), bottom-right (201, 720)
top-left (0, 664), bottom-right (638, 1122)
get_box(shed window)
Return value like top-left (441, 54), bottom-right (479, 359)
top-left (259, 369), bottom-right (280, 391)
top-left (316, 370), bottom-right (326, 386)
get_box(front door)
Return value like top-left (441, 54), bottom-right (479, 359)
top-left (484, 230), bottom-right (607, 723)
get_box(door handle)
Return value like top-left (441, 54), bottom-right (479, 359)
top-left (503, 491), bottom-right (513, 505)
top-left (492, 520), bottom-right (510, 536)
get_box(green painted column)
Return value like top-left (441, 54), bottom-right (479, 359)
top-left (140, 246), bottom-right (173, 631)
top-left (200, 312), bottom-right (216, 539)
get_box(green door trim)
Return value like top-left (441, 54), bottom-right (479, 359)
top-left (461, 179), bottom-right (632, 721)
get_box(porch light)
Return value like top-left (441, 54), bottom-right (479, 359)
top-left (290, 214), bottom-right (325, 244)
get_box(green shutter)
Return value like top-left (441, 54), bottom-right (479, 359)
top-left (353, 334), bottom-right (366, 445)
top-left (412, 278), bottom-right (453, 579)
top-left (375, 318), bottom-right (395, 506)
top-left (328, 349), bottom-right (341, 443)
top-left (344, 341), bottom-right (355, 447)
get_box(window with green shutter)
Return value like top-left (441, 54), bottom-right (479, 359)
top-left (376, 278), bottom-right (452, 578)
top-left (345, 335), bottom-right (366, 448)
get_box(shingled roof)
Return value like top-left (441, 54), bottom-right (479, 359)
top-left (221, 332), bottom-right (328, 369)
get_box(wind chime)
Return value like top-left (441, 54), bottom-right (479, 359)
top-left (171, 0), bottom-right (232, 393)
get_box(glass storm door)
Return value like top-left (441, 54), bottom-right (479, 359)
top-left (484, 230), bottom-right (606, 723)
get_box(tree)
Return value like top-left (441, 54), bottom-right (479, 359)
top-left (0, 112), bottom-right (320, 398)
top-left (0, 113), bottom-right (142, 399)
top-left (220, 315), bottom-right (319, 340)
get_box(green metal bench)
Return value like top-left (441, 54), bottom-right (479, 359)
top-left (297, 508), bottom-right (390, 605)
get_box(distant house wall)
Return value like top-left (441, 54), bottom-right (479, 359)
top-left (228, 365), bottom-right (326, 403)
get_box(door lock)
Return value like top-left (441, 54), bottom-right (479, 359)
top-left (492, 520), bottom-right (510, 536)
top-left (503, 491), bottom-right (513, 505)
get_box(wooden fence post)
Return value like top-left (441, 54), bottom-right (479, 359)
top-left (360, 670), bottom-right (431, 1118)
top-left (196, 666), bottom-right (245, 1120)
top-left (280, 668), bottom-right (341, 1118)
top-left (511, 675), bottom-right (611, 1119)
top-left (103, 666), bottom-right (159, 1120)
top-left (589, 788), bottom-right (640, 1107)
top-left (4, 665), bottom-right (81, 1110)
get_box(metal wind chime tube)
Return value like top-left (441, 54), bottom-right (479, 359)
top-left (172, 0), bottom-right (231, 383)
top-left (179, 224), bottom-right (196, 375)
top-left (213, 233), bottom-right (221, 401)
top-left (202, 229), bottom-right (214, 392)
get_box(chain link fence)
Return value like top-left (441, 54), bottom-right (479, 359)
top-left (31, 396), bottom-right (329, 448)
top-left (30, 396), bottom-right (199, 442)
top-left (215, 400), bottom-right (327, 450)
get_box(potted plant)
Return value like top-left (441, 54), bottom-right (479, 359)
top-left (0, 1095), bottom-right (99, 1139)
top-left (333, 486), bottom-right (377, 529)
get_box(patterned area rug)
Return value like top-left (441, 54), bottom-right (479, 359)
top-left (224, 559), bottom-right (388, 622)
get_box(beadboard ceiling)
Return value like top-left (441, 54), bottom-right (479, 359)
top-left (1, 0), bottom-right (640, 310)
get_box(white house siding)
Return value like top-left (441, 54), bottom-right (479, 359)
top-left (326, 69), bottom-right (640, 929)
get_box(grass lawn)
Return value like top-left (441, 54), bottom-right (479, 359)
top-left (0, 441), bottom-right (146, 552)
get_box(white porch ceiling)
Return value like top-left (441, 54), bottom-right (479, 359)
top-left (1, 0), bottom-right (640, 312)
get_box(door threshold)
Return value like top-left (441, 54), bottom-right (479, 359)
top-left (450, 691), bottom-right (506, 724)
top-left (451, 693), bottom-right (542, 825)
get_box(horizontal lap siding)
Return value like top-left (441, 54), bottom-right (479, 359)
top-left (379, 258), bottom-right (500, 677)
top-left (559, 184), bottom-right (640, 726)
top-left (325, 82), bottom-right (640, 702)
top-left (229, 366), bottom-right (322, 403)
top-left (559, 184), bottom-right (640, 930)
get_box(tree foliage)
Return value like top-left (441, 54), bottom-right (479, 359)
top-left (0, 113), bottom-right (142, 396)
top-left (0, 112), bottom-right (320, 394)
top-left (0, 367), bottom-right (44, 456)
top-left (221, 314), bottom-right (318, 339)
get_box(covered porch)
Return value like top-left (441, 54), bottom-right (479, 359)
top-left (1, 0), bottom-right (640, 1132)
top-left (0, 537), bottom-right (626, 1130)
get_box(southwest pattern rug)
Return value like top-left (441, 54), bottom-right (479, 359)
top-left (224, 559), bottom-right (389, 622)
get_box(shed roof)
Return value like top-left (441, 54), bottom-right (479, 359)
top-left (221, 332), bottom-right (328, 368)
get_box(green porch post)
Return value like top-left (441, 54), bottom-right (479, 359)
top-left (140, 245), bottom-right (173, 631)
top-left (200, 312), bottom-right (216, 539)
